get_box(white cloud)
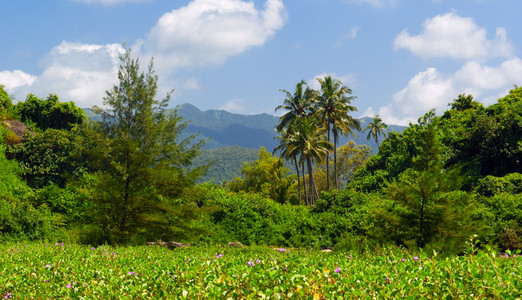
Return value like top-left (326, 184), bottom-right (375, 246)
top-left (373, 57), bottom-right (522, 125)
top-left (455, 58), bottom-right (522, 91)
top-left (0, 70), bottom-right (37, 93)
top-left (142, 0), bottom-right (287, 72)
top-left (220, 98), bottom-right (246, 113)
top-left (3, 41), bottom-right (124, 107)
top-left (307, 72), bottom-right (358, 91)
top-left (394, 11), bottom-right (514, 60)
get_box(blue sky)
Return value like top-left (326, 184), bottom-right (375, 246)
top-left (1, 0), bottom-right (521, 125)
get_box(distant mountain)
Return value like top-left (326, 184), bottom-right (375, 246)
top-left (177, 103), bottom-right (280, 149)
top-left (176, 103), bottom-right (405, 152)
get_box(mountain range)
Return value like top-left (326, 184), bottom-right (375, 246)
top-left (175, 103), bottom-right (405, 151)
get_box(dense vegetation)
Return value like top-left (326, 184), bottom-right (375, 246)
top-left (1, 242), bottom-right (520, 299)
top-left (1, 49), bottom-right (521, 262)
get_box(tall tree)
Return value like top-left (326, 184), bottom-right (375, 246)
top-left (314, 76), bottom-right (359, 189)
top-left (273, 126), bottom-right (303, 204)
top-left (83, 48), bottom-right (205, 244)
top-left (275, 80), bottom-right (314, 132)
top-left (365, 114), bottom-right (388, 148)
top-left (275, 80), bottom-right (315, 204)
top-left (292, 117), bottom-right (332, 205)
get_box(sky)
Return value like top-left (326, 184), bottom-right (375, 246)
top-left (1, 0), bottom-right (522, 125)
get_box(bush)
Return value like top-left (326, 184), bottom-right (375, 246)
top-left (475, 173), bottom-right (522, 197)
top-left (199, 185), bottom-right (376, 249)
top-left (480, 193), bottom-right (522, 250)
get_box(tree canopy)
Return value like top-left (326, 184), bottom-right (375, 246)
top-left (80, 49), bottom-right (206, 244)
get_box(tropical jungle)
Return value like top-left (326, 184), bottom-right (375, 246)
top-left (0, 49), bottom-right (520, 299)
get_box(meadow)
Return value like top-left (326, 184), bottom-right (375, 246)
top-left (1, 242), bottom-right (520, 299)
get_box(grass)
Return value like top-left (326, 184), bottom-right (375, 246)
top-left (0, 242), bottom-right (520, 299)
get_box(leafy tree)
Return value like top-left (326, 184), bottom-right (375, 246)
top-left (228, 147), bottom-right (295, 204)
top-left (439, 88), bottom-right (522, 179)
top-left (81, 49), bottom-right (206, 244)
top-left (448, 93), bottom-right (478, 111)
top-left (0, 85), bottom-right (13, 118)
top-left (332, 141), bottom-right (372, 189)
top-left (381, 112), bottom-right (476, 249)
top-left (16, 94), bottom-right (86, 130)
top-left (314, 76), bottom-right (360, 189)
top-left (7, 128), bottom-right (85, 188)
top-left (364, 114), bottom-right (388, 147)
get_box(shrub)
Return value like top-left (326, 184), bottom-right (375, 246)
top-left (475, 173), bottom-right (522, 197)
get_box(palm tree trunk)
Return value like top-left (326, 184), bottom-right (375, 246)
top-left (326, 122), bottom-right (330, 190)
top-left (312, 173), bottom-right (319, 204)
top-left (294, 157), bottom-right (301, 205)
top-left (307, 156), bottom-right (314, 205)
top-left (334, 135), bottom-right (338, 189)
top-left (302, 160), bottom-right (309, 205)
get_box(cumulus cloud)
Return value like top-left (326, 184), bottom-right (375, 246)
top-left (3, 41), bottom-right (123, 107)
top-left (307, 72), bottom-right (358, 91)
top-left (0, 70), bottom-right (37, 93)
top-left (394, 11), bottom-right (514, 60)
top-left (142, 0), bottom-right (287, 72)
top-left (374, 11), bottom-right (522, 125)
top-left (369, 57), bottom-right (522, 125)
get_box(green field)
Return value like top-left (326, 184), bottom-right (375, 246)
top-left (1, 243), bottom-right (520, 299)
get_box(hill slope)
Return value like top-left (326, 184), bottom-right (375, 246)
top-left (177, 103), bottom-right (404, 152)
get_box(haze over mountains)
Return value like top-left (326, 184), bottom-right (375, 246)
top-left (84, 104), bottom-right (405, 183)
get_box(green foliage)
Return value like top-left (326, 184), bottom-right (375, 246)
top-left (475, 173), bottom-right (522, 197)
top-left (15, 93), bottom-right (86, 131)
top-left (377, 116), bottom-right (481, 251)
top-left (193, 146), bottom-right (259, 184)
top-left (2, 243), bottom-right (520, 299)
top-left (227, 147), bottom-right (295, 204)
top-left (440, 88), bottom-right (522, 179)
top-left (0, 145), bottom-right (52, 240)
top-left (320, 140), bottom-right (372, 189)
top-left (479, 193), bottom-right (522, 250)
top-left (33, 184), bottom-right (87, 225)
top-left (7, 128), bottom-right (86, 188)
top-left (364, 114), bottom-right (388, 147)
top-left (80, 49), bottom-right (205, 245)
top-left (0, 85), bottom-right (14, 119)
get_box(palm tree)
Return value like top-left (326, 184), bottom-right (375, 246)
top-left (292, 117), bottom-right (332, 205)
top-left (275, 80), bottom-right (314, 132)
top-left (365, 115), bottom-right (388, 148)
top-left (314, 76), bottom-right (359, 189)
top-left (273, 126), bottom-right (304, 205)
top-left (274, 80), bottom-right (315, 204)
